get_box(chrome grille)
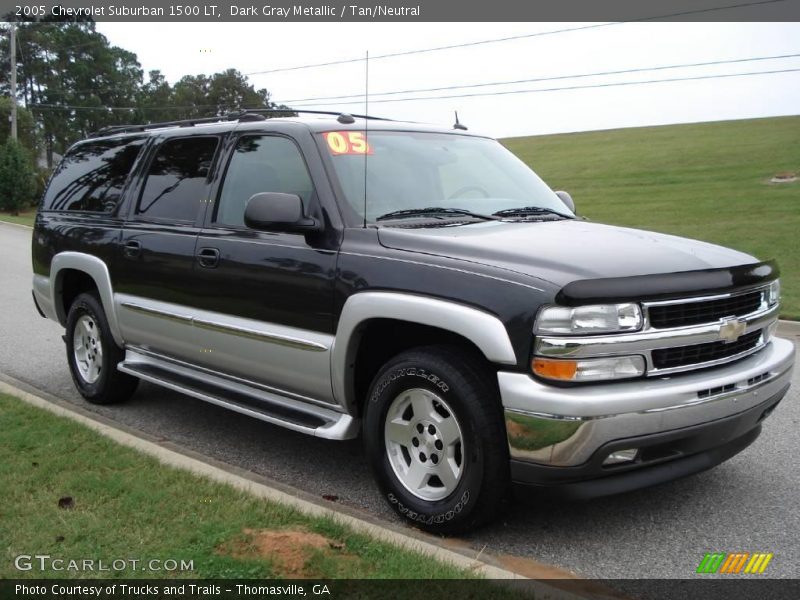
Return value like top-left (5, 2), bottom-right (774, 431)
top-left (652, 330), bottom-right (762, 370)
top-left (648, 290), bottom-right (763, 329)
top-left (535, 282), bottom-right (779, 378)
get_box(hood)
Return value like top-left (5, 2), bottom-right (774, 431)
top-left (377, 219), bottom-right (758, 289)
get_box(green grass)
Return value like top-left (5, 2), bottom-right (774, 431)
top-left (0, 393), bottom-right (480, 581)
top-left (503, 116), bottom-right (800, 319)
top-left (0, 210), bottom-right (35, 227)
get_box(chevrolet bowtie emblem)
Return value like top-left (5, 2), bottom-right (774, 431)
top-left (719, 318), bottom-right (747, 343)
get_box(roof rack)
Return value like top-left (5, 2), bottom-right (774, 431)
top-left (88, 108), bottom-right (392, 138)
top-left (236, 109), bottom-right (394, 122)
top-left (88, 115), bottom-right (234, 138)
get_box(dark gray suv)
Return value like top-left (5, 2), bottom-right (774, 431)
top-left (31, 110), bottom-right (795, 532)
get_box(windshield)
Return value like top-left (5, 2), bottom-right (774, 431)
top-left (320, 130), bottom-right (572, 223)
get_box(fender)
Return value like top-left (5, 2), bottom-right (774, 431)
top-left (50, 252), bottom-right (124, 346)
top-left (331, 292), bottom-right (517, 413)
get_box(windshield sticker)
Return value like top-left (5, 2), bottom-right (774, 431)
top-left (323, 131), bottom-right (373, 155)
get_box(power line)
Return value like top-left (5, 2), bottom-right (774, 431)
top-left (284, 68), bottom-right (800, 107)
top-left (244, 0), bottom-right (788, 76)
top-left (27, 103), bottom-right (280, 112)
top-left (28, 104), bottom-right (222, 111)
top-left (283, 53), bottom-right (800, 104)
top-left (245, 23), bottom-right (617, 76)
top-left (26, 67), bottom-right (800, 112)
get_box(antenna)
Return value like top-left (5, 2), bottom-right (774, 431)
top-left (453, 111), bottom-right (468, 131)
top-left (363, 50), bottom-right (369, 228)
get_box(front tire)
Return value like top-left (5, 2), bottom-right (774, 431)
top-left (363, 346), bottom-right (509, 534)
top-left (65, 292), bottom-right (138, 405)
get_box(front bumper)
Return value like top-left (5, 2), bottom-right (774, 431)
top-left (499, 337), bottom-right (794, 487)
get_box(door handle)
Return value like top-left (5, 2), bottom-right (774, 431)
top-left (197, 247), bottom-right (220, 268)
top-left (123, 240), bottom-right (141, 258)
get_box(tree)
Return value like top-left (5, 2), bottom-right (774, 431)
top-left (157, 69), bottom-right (280, 120)
top-left (0, 138), bottom-right (36, 214)
top-left (208, 68), bottom-right (274, 112)
top-left (135, 70), bottom-right (177, 121)
top-left (0, 97), bottom-right (40, 157)
top-left (0, 21), bottom-right (144, 166)
top-left (0, 21), bottom-right (285, 163)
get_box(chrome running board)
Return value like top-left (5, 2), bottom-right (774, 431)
top-left (117, 349), bottom-right (358, 440)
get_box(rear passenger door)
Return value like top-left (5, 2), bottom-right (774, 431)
top-left (189, 133), bottom-right (338, 404)
top-left (36, 135), bottom-right (149, 288)
top-left (115, 134), bottom-right (223, 361)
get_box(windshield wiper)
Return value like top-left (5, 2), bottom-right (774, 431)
top-left (492, 206), bottom-right (573, 219)
top-left (376, 207), bottom-right (499, 222)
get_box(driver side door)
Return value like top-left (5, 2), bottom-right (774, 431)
top-left (187, 133), bottom-right (338, 405)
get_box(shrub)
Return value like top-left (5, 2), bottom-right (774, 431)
top-left (0, 138), bottom-right (36, 215)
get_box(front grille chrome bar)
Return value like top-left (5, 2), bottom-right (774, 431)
top-left (534, 301), bottom-right (779, 377)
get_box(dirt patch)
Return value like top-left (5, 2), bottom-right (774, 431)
top-left (768, 171), bottom-right (797, 184)
top-left (218, 528), bottom-right (354, 576)
top-left (495, 553), bottom-right (580, 579)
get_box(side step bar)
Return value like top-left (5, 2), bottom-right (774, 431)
top-left (118, 349), bottom-right (359, 440)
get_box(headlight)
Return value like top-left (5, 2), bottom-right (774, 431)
top-left (535, 303), bottom-right (642, 335)
top-left (532, 356), bottom-right (646, 382)
top-left (767, 279), bottom-right (780, 306)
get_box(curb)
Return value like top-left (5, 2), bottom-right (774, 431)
top-left (1, 376), bottom-right (597, 594)
top-left (0, 219), bottom-right (33, 231)
top-left (778, 319), bottom-right (800, 338)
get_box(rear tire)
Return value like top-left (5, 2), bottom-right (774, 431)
top-left (65, 292), bottom-right (138, 405)
top-left (363, 345), bottom-right (510, 534)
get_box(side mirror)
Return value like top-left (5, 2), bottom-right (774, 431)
top-left (555, 190), bottom-right (575, 213)
top-left (244, 192), bottom-right (320, 233)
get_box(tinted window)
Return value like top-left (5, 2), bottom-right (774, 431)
top-left (215, 136), bottom-right (314, 227)
top-left (137, 136), bottom-right (219, 222)
top-left (323, 131), bottom-right (569, 222)
top-left (42, 136), bottom-right (146, 212)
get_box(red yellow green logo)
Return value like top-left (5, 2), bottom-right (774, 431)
top-left (696, 552), bottom-right (773, 574)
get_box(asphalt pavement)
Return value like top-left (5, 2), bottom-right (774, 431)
top-left (2, 221), bottom-right (798, 579)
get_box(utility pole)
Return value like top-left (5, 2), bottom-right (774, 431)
top-left (10, 22), bottom-right (17, 140)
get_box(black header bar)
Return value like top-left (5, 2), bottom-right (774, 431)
top-left (2, 0), bottom-right (799, 22)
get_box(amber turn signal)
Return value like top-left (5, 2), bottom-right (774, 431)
top-left (532, 355), bottom-right (646, 382)
top-left (532, 358), bottom-right (578, 381)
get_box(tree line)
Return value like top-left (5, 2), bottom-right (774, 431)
top-left (0, 18), bottom-right (285, 214)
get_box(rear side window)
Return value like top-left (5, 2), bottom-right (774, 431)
top-left (42, 136), bottom-right (146, 213)
top-left (215, 135), bottom-right (314, 227)
top-left (137, 136), bottom-right (219, 222)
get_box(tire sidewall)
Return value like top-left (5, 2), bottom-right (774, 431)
top-left (364, 354), bottom-right (487, 529)
top-left (66, 294), bottom-right (113, 399)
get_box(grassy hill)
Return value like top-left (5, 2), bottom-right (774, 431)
top-left (503, 116), bottom-right (800, 319)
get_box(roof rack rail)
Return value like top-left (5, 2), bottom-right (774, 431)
top-left (88, 108), bottom-right (393, 138)
top-left (88, 114), bottom-right (235, 138)
top-left (235, 108), bottom-right (394, 122)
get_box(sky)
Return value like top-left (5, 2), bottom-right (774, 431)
top-left (96, 22), bottom-right (800, 139)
